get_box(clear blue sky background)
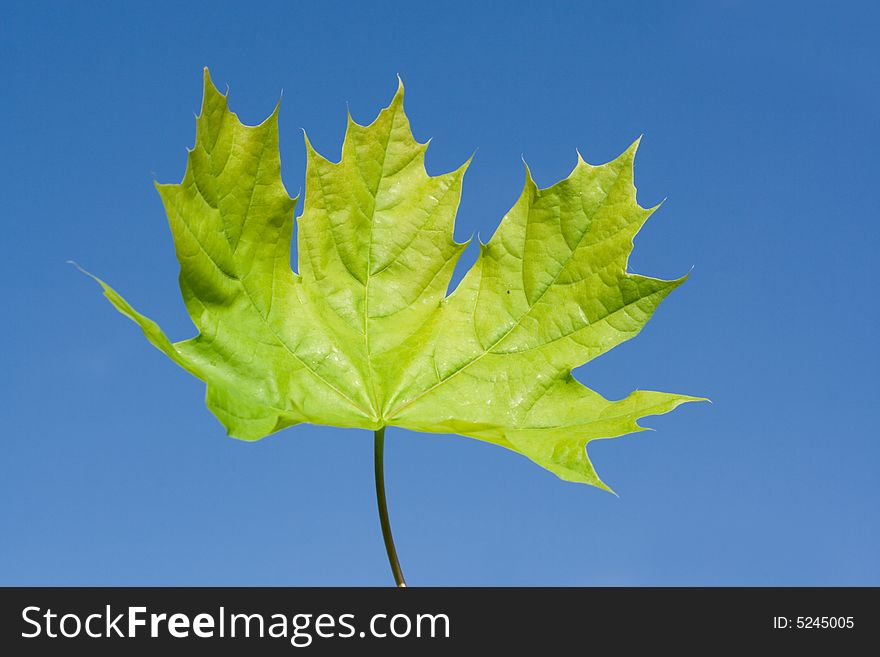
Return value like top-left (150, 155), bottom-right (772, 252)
top-left (2, 1), bottom-right (878, 586)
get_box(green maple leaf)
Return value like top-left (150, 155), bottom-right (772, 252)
top-left (82, 69), bottom-right (703, 493)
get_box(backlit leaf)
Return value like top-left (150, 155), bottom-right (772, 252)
top-left (83, 69), bottom-right (703, 490)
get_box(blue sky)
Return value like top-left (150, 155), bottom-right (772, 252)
top-left (2, 1), bottom-right (878, 585)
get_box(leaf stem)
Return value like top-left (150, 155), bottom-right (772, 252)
top-left (374, 427), bottom-right (407, 587)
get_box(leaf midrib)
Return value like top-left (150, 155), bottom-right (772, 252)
top-left (359, 100), bottom-right (399, 418)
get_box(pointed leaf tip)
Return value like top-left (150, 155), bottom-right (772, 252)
top-left (301, 128), bottom-right (318, 156)
top-left (520, 157), bottom-right (538, 191)
top-left (594, 476), bottom-right (616, 496)
top-left (459, 149), bottom-right (477, 173)
top-left (66, 259), bottom-right (87, 275)
top-left (390, 75), bottom-right (405, 107)
top-left (202, 66), bottom-right (224, 97)
top-left (618, 135), bottom-right (641, 160)
top-left (650, 196), bottom-right (668, 212)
